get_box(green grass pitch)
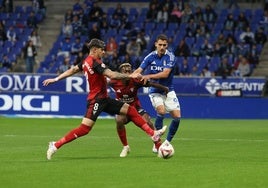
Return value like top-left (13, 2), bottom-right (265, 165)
top-left (1, 117), bottom-right (268, 188)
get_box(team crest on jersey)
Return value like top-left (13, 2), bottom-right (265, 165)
top-left (101, 63), bottom-right (106, 68)
top-left (163, 60), bottom-right (166, 66)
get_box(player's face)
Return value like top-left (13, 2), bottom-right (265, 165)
top-left (120, 66), bottom-right (132, 74)
top-left (97, 47), bottom-right (105, 58)
top-left (155, 39), bottom-right (168, 56)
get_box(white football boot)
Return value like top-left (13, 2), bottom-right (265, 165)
top-left (152, 144), bottom-right (158, 153)
top-left (151, 125), bottom-right (167, 142)
top-left (119, 145), bottom-right (130, 157)
top-left (47, 141), bottom-right (57, 160)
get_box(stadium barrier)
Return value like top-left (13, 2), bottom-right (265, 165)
top-left (0, 73), bottom-right (267, 119)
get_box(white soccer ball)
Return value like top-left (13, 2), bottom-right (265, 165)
top-left (158, 142), bottom-right (175, 159)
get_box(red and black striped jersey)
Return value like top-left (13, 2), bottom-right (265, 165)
top-left (78, 55), bottom-right (108, 101)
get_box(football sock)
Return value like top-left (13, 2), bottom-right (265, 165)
top-left (167, 118), bottom-right (180, 142)
top-left (117, 126), bottom-right (128, 146)
top-left (154, 139), bottom-right (162, 150)
top-left (55, 124), bottom-right (92, 149)
top-left (155, 114), bottom-right (164, 130)
top-left (127, 105), bottom-right (154, 136)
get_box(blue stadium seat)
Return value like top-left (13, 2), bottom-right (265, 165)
top-left (26, 6), bottom-right (33, 13)
top-left (244, 9), bottom-right (252, 19)
top-left (107, 7), bottom-right (115, 16)
top-left (14, 6), bottom-right (25, 13)
top-left (209, 56), bottom-right (221, 72)
top-left (184, 37), bottom-right (195, 47)
top-left (144, 22), bottom-right (155, 31)
top-left (166, 23), bottom-right (179, 31)
top-left (155, 23), bottom-right (167, 31)
top-left (129, 7), bottom-right (138, 17)
top-left (0, 12), bottom-right (9, 20)
top-left (187, 56), bottom-right (197, 69)
top-left (140, 7), bottom-right (148, 17)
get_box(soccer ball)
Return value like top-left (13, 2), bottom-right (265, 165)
top-left (157, 142), bottom-right (175, 159)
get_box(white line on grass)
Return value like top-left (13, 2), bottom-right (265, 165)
top-left (2, 135), bottom-right (267, 142)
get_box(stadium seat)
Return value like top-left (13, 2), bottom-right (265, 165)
top-left (129, 7), bottom-right (138, 17)
top-left (155, 23), bottom-right (167, 31)
top-left (209, 56), bottom-right (221, 72)
top-left (140, 7), bottom-right (148, 17)
top-left (185, 37), bottom-right (195, 47)
top-left (14, 6), bottom-right (25, 14)
top-left (107, 7), bottom-right (115, 16)
top-left (144, 22), bottom-right (155, 34)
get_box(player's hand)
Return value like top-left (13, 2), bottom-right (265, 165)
top-left (163, 87), bottom-right (169, 95)
top-left (140, 75), bottom-right (150, 84)
top-left (42, 78), bottom-right (57, 86)
top-left (129, 72), bottom-right (142, 79)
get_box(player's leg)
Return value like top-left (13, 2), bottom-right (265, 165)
top-left (47, 118), bottom-right (94, 160)
top-left (149, 93), bottom-right (166, 130)
top-left (116, 115), bottom-right (128, 146)
top-left (55, 118), bottom-right (94, 149)
top-left (115, 114), bottom-right (130, 157)
top-left (165, 91), bottom-right (181, 143)
top-left (105, 98), bottom-right (166, 144)
top-left (119, 103), bottom-right (166, 142)
top-left (141, 111), bottom-right (163, 152)
top-left (47, 99), bottom-right (102, 160)
top-left (138, 109), bottom-right (154, 130)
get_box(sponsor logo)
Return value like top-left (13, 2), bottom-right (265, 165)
top-left (205, 78), bottom-right (264, 94)
top-left (151, 66), bottom-right (163, 71)
top-left (0, 94), bottom-right (59, 112)
top-left (0, 74), bottom-right (41, 91)
top-left (205, 78), bottom-right (221, 94)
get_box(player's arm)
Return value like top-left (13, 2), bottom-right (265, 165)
top-left (132, 67), bottom-right (144, 74)
top-left (43, 65), bottom-right (80, 86)
top-left (144, 68), bottom-right (171, 80)
top-left (103, 68), bottom-right (142, 80)
top-left (148, 81), bottom-right (169, 94)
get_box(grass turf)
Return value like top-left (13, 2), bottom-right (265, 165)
top-left (0, 117), bottom-right (268, 188)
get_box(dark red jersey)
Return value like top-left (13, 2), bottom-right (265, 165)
top-left (78, 55), bottom-right (108, 101)
top-left (109, 78), bottom-right (147, 109)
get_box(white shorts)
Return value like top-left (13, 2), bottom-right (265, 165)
top-left (149, 91), bottom-right (180, 112)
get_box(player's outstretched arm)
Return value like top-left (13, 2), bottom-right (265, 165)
top-left (103, 68), bottom-right (142, 80)
top-left (43, 65), bottom-right (80, 86)
top-left (149, 82), bottom-right (169, 94)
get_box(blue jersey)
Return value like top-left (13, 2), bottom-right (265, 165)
top-left (140, 50), bottom-right (175, 94)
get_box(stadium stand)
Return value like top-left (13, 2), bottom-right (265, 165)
top-left (0, 0), bottom-right (45, 72)
top-left (1, 0), bottom-right (267, 77)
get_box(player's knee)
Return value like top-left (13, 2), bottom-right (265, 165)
top-left (116, 123), bottom-right (125, 130)
top-left (172, 117), bottom-right (181, 122)
top-left (157, 110), bottom-right (166, 116)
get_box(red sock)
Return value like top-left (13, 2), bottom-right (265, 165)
top-left (117, 126), bottom-right (128, 146)
top-left (55, 124), bottom-right (91, 149)
top-left (127, 106), bottom-right (154, 136)
top-left (154, 139), bottom-right (162, 150)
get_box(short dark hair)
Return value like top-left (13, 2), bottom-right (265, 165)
top-left (87, 38), bottom-right (105, 50)
top-left (118, 63), bottom-right (131, 71)
top-left (156, 34), bottom-right (168, 42)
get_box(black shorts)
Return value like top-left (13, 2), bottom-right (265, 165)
top-left (85, 97), bottom-right (124, 121)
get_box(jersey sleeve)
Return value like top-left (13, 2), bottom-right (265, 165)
top-left (140, 53), bottom-right (152, 70)
top-left (93, 60), bottom-right (107, 74)
top-left (77, 61), bottom-right (83, 71)
top-left (165, 52), bottom-right (176, 69)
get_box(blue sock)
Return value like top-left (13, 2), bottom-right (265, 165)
top-left (167, 118), bottom-right (180, 142)
top-left (155, 114), bottom-right (164, 130)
